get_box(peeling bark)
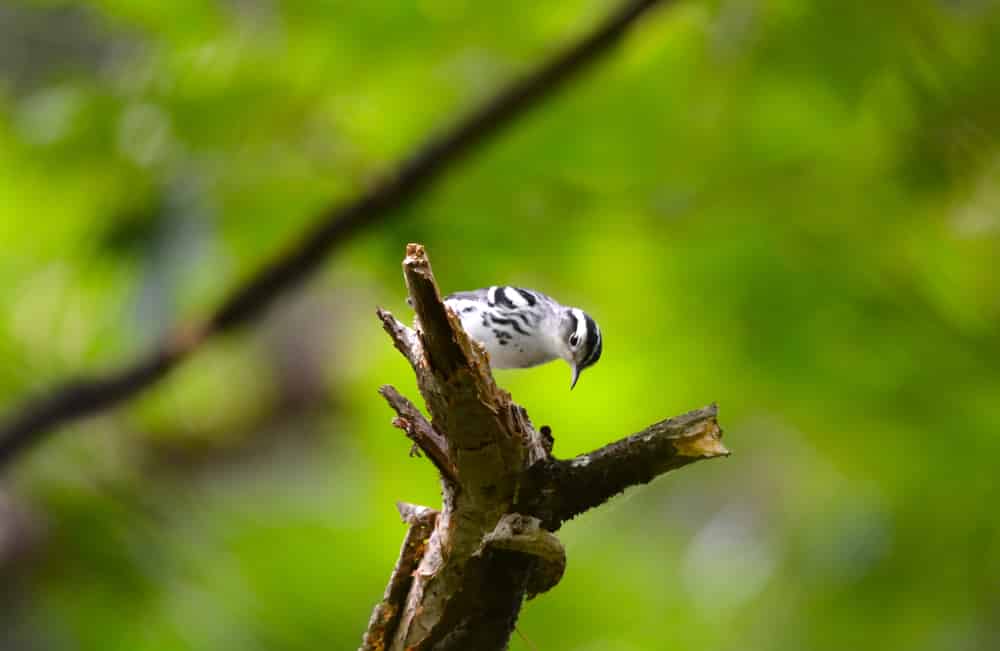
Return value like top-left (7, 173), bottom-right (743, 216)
top-left (360, 244), bottom-right (728, 650)
top-left (360, 503), bottom-right (439, 651)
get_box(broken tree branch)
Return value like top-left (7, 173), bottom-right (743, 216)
top-left (0, 0), bottom-right (673, 471)
top-left (379, 385), bottom-right (456, 482)
top-left (360, 502), bottom-right (439, 651)
top-left (365, 244), bottom-right (727, 650)
top-left (518, 404), bottom-right (728, 530)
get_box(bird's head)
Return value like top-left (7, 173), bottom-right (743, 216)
top-left (558, 307), bottom-right (603, 389)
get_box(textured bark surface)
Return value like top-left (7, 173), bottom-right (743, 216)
top-left (360, 244), bottom-right (729, 651)
top-left (360, 503), bottom-right (438, 651)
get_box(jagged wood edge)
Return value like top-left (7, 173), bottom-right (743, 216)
top-left (360, 503), bottom-right (439, 651)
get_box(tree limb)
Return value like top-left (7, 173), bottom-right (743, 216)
top-left (518, 404), bottom-right (728, 530)
top-left (367, 244), bottom-right (727, 650)
top-left (0, 0), bottom-right (673, 471)
top-left (379, 385), bottom-right (456, 483)
top-left (375, 309), bottom-right (422, 371)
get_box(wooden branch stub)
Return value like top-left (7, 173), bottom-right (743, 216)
top-left (376, 309), bottom-right (422, 371)
top-left (380, 385), bottom-right (457, 482)
top-left (402, 244), bottom-right (471, 379)
top-left (360, 505), bottom-right (439, 651)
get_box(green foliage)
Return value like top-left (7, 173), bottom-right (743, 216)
top-left (3, 1), bottom-right (1000, 649)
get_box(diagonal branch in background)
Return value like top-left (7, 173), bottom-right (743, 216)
top-left (363, 244), bottom-right (728, 651)
top-left (0, 0), bottom-right (673, 470)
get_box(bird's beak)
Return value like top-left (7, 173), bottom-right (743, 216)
top-left (570, 365), bottom-right (581, 390)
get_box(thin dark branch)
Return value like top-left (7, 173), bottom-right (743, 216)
top-left (0, 325), bottom-right (204, 469)
top-left (0, 0), bottom-right (670, 470)
top-left (376, 308), bottom-right (421, 369)
top-left (379, 385), bottom-right (457, 482)
top-left (520, 404), bottom-right (729, 529)
top-left (375, 307), bottom-right (437, 394)
top-left (209, 0), bottom-right (665, 335)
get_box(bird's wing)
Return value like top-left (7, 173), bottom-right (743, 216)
top-left (446, 286), bottom-right (559, 320)
top-left (444, 288), bottom-right (490, 303)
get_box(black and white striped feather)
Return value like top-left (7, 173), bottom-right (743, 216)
top-left (444, 285), bottom-right (602, 388)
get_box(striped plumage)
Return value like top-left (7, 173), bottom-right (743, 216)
top-left (445, 285), bottom-right (603, 389)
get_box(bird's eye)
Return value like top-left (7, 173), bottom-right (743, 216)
top-left (569, 334), bottom-right (580, 347)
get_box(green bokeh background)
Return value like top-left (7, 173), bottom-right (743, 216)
top-left (2, 1), bottom-right (999, 649)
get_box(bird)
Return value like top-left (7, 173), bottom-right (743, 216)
top-left (444, 285), bottom-right (602, 389)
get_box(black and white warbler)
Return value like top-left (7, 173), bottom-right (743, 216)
top-left (445, 285), bottom-right (603, 389)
